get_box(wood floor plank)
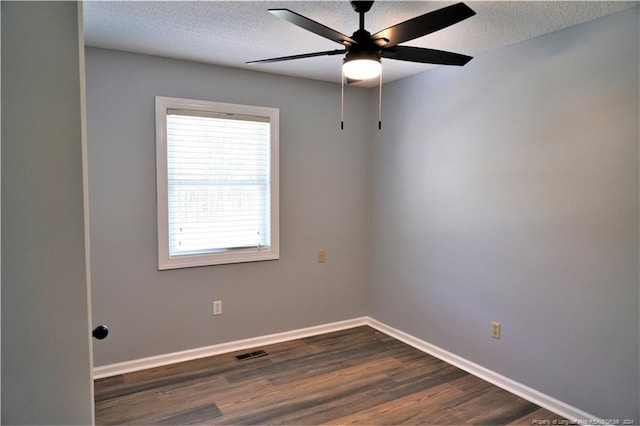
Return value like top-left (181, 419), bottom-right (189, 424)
top-left (385, 363), bottom-right (469, 399)
top-left (271, 388), bottom-right (396, 425)
top-left (446, 382), bottom-right (542, 425)
top-left (467, 397), bottom-right (540, 426)
top-left (327, 383), bottom-right (467, 425)
top-left (95, 326), bottom-right (568, 425)
top-left (214, 358), bottom-right (400, 423)
top-left (509, 407), bottom-right (565, 425)
top-left (212, 376), bottom-right (393, 425)
top-left (95, 375), bottom-right (230, 425)
top-left (448, 373), bottom-right (495, 394)
top-left (152, 403), bottom-right (223, 425)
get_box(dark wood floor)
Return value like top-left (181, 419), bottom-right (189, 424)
top-left (95, 326), bottom-right (566, 425)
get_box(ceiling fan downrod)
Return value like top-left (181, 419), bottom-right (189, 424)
top-left (351, 1), bottom-right (373, 31)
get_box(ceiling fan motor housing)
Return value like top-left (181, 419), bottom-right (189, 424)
top-left (344, 28), bottom-right (381, 63)
top-left (344, 49), bottom-right (380, 64)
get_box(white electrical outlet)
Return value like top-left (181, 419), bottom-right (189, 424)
top-left (213, 300), bottom-right (222, 315)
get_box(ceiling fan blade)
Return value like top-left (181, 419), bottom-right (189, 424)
top-left (269, 9), bottom-right (356, 46)
top-left (372, 2), bottom-right (475, 48)
top-left (346, 77), bottom-right (363, 84)
top-left (381, 46), bottom-right (472, 66)
top-left (247, 49), bottom-right (346, 64)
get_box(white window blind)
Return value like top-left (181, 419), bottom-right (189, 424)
top-left (156, 97), bottom-right (279, 269)
top-left (166, 111), bottom-right (271, 255)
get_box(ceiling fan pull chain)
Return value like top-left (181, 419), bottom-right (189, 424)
top-left (341, 67), bottom-right (345, 130)
top-left (378, 67), bottom-right (382, 130)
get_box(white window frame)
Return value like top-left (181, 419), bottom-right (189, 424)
top-left (155, 96), bottom-right (279, 269)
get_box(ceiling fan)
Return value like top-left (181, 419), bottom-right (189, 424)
top-left (247, 1), bottom-right (476, 82)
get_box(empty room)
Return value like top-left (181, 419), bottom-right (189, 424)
top-left (2, 1), bottom-right (639, 425)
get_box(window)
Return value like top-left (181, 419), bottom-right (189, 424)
top-left (156, 96), bottom-right (279, 269)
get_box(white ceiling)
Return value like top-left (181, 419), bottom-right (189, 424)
top-left (83, 1), bottom-right (638, 87)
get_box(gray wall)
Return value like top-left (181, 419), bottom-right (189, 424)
top-left (85, 48), bottom-right (371, 366)
top-left (1, 2), bottom-right (94, 424)
top-left (370, 7), bottom-right (639, 421)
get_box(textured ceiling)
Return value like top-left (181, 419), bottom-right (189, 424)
top-left (83, 1), bottom-right (638, 87)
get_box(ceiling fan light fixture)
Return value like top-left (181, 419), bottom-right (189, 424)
top-left (342, 58), bottom-right (381, 80)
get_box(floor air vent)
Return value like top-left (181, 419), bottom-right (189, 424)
top-left (235, 350), bottom-right (268, 361)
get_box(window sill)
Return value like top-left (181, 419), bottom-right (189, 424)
top-left (158, 247), bottom-right (279, 270)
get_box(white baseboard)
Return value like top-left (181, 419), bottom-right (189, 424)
top-left (93, 317), bottom-right (367, 379)
top-left (365, 317), bottom-right (599, 423)
top-left (93, 315), bottom-right (599, 423)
